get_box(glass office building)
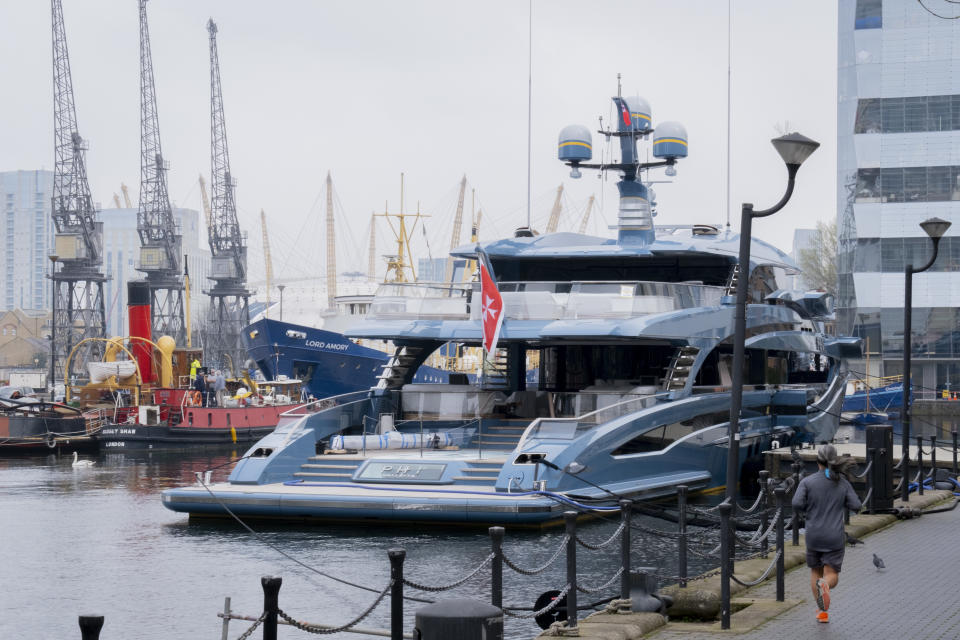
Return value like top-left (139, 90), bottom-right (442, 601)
top-left (837, 0), bottom-right (960, 396)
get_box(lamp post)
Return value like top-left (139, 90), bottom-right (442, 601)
top-left (277, 285), bottom-right (286, 322)
top-left (726, 133), bottom-right (820, 502)
top-left (900, 216), bottom-right (951, 502)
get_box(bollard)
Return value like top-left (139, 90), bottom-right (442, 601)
top-left (758, 471), bottom-right (769, 557)
top-left (719, 501), bottom-right (732, 630)
top-left (866, 448), bottom-right (875, 514)
top-left (261, 576), bottom-right (282, 640)
top-left (953, 430), bottom-right (958, 475)
top-left (775, 487), bottom-right (786, 602)
top-left (677, 487), bottom-right (688, 588)
top-left (620, 499), bottom-right (633, 603)
top-left (489, 527), bottom-right (504, 610)
top-left (917, 436), bottom-right (924, 496)
top-left (78, 615), bottom-right (104, 640)
top-left (389, 548), bottom-right (406, 640)
top-left (414, 599), bottom-right (503, 640)
top-left (930, 435), bottom-right (937, 483)
top-left (564, 511), bottom-right (579, 630)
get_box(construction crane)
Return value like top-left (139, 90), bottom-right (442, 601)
top-left (198, 173), bottom-right (212, 230)
top-left (578, 194), bottom-right (596, 234)
top-left (50, 0), bottom-right (108, 384)
top-left (136, 0), bottom-right (185, 346)
top-left (545, 184), bottom-right (565, 234)
top-left (325, 171), bottom-right (337, 309)
top-left (260, 209), bottom-right (272, 318)
top-left (121, 182), bottom-right (133, 208)
top-left (204, 18), bottom-right (251, 372)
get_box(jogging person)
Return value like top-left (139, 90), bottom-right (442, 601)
top-left (791, 444), bottom-right (861, 623)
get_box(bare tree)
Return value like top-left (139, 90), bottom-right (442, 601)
top-left (797, 219), bottom-right (838, 296)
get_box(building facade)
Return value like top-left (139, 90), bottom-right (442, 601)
top-left (0, 170), bottom-right (55, 312)
top-left (837, 0), bottom-right (960, 396)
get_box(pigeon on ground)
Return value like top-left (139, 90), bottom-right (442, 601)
top-left (873, 553), bottom-right (885, 570)
top-left (846, 532), bottom-right (864, 546)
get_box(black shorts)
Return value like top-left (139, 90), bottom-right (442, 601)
top-left (806, 548), bottom-right (845, 572)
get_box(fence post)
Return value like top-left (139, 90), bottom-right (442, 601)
top-left (775, 487), bottom-right (786, 602)
top-left (620, 499), bottom-right (633, 603)
top-left (866, 448), bottom-right (875, 514)
top-left (953, 429), bottom-right (958, 475)
top-left (719, 501), bottom-right (732, 630)
top-left (930, 435), bottom-right (937, 484)
top-left (489, 526), bottom-right (504, 610)
top-left (917, 435), bottom-right (924, 496)
top-left (220, 597), bottom-right (232, 640)
top-left (261, 576), bottom-right (282, 640)
top-left (758, 471), bottom-right (769, 557)
top-left (564, 511), bottom-right (579, 630)
top-left (78, 615), bottom-right (104, 640)
top-left (389, 548), bottom-right (406, 640)
top-left (677, 487), bottom-right (688, 588)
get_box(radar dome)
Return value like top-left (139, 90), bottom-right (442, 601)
top-left (652, 122), bottom-right (688, 159)
top-left (558, 125), bottom-right (592, 162)
top-left (625, 96), bottom-right (652, 131)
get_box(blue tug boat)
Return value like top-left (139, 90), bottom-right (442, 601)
top-left (163, 87), bottom-right (859, 526)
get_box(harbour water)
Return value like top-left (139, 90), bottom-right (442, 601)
top-left (0, 448), bottom-right (715, 639)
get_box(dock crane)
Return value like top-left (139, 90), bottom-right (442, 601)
top-left (545, 184), bottom-right (565, 234)
top-left (50, 0), bottom-right (108, 383)
top-left (204, 18), bottom-right (252, 371)
top-left (135, 0), bottom-right (185, 347)
top-left (444, 175), bottom-right (467, 283)
top-left (260, 209), bottom-right (273, 318)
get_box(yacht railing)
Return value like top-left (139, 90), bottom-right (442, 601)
top-left (368, 280), bottom-right (726, 321)
top-left (274, 390), bottom-right (374, 431)
top-left (515, 391), bottom-right (662, 451)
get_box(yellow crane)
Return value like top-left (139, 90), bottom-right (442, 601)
top-left (578, 194), bottom-right (596, 234)
top-left (120, 182), bottom-right (133, 208)
top-left (261, 209), bottom-right (273, 318)
top-left (545, 184), bottom-right (564, 234)
top-left (445, 175), bottom-right (467, 283)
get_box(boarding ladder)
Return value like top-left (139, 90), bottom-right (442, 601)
top-left (663, 346), bottom-right (701, 392)
top-left (376, 345), bottom-right (426, 389)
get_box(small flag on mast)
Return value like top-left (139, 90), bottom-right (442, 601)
top-left (477, 246), bottom-right (504, 357)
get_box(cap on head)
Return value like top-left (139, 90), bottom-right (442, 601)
top-left (816, 444), bottom-right (837, 465)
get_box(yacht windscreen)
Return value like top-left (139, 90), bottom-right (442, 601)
top-left (493, 256), bottom-right (732, 286)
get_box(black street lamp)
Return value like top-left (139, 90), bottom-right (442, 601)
top-left (726, 133), bottom-right (820, 501)
top-left (900, 216), bottom-right (951, 502)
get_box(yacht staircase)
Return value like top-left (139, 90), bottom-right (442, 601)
top-left (724, 264), bottom-right (740, 296)
top-left (376, 346), bottom-right (426, 389)
top-left (663, 346), bottom-right (700, 391)
top-left (293, 457), bottom-right (362, 480)
top-left (480, 348), bottom-right (509, 389)
top-left (472, 421), bottom-right (526, 451)
top-left (452, 459), bottom-right (505, 486)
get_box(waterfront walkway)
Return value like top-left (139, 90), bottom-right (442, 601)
top-left (651, 496), bottom-right (960, 639)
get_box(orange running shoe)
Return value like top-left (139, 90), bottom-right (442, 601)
top-left (817, 610), bottom-right (829, 623)
top-left (816, 578), bottom-right (831, 611)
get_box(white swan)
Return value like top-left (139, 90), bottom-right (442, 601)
top-left (72, 451), bottom-right (95, 468)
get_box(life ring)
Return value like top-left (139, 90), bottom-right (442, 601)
top-left (188, 390), bottom-right (201, 406)
top-left (45, 433), bottom-right (57, 449)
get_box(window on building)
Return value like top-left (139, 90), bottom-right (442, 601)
top-left (855, 0), bottom-right (882, 29)
top-left (856, 166), bottom-right (960, 203)
top-left (856, 94), bottom-right (960, 134)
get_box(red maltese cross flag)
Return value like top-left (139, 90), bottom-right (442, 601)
top-left (478, 247), bottom-right (504, 356)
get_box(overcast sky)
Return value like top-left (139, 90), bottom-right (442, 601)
top-left (0, 0), bottom-right (839, 286)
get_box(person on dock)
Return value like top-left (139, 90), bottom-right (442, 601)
top-left (213, 370), bottom-right (226, 407)
top-left (192, 370), bottom-right (208, 407)
top-left (791, 443), bottom-right (861, 624)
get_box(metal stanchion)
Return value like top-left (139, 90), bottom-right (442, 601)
top-left (930, 435), bottom-right (937, 485)
top-left (489, 526), bottom-right (504, 610)
top-left (261, 576), bottom-right (282, 640)
top-left (719, 501), bottom-right (732, 630)
top-left (775, 487), bottom-right (786, 602)
top-left (866, 448), bottom-right (875, 514)
top-left (677, 487), bottom-right (688, 588)
top-left (620, 499), bottom-right (633, 604)
top-left (389, 548), bottom-right (406, 640)
top-left (759, 471), bottom-right (769, 557)
top-left (565, 511), bottom-right (579, 631)
top-left (917, 435), bottom-right (924, 496)
top-left (953, 429), bottom-right (958, 476)
top-left (78, 616), bottom-right (104, 640)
